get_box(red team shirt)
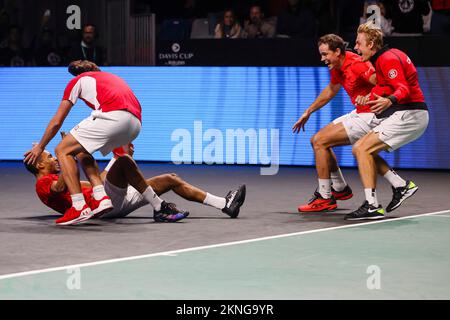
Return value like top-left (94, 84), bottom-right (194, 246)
top-left (370, 47), bottom-right (426, 105)
top-left (62, 71), bottom-right (142, 122)
top-left (35, 174), bottom-right (93, 214)
top-left (330, 51), bottom-right (376, 113)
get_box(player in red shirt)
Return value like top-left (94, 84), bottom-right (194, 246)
top-left (25, 145), bottom-right (246, 224)
top-left (24, 60), bottom-right (143, 226)
top-left (293, 34), bottom-right (409, 213)
top-left (346, 23), bottom-right (429, 220)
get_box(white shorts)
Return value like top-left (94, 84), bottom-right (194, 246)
top-left (372, 110), bottom-right (429, 152)
top-left (70, 110), bottom-right (141, 156)
top-left (333, 110), bottom-right (383, 144)
top-left (101, 178), bottom-right (149, 219)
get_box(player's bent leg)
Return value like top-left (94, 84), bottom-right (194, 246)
top-left (299, 122), bottom-right (351, 213)
top-left (373, 154), bottom-right (417, 212)
top-left (107, 156), bottom-right (188, 222)
top-left (345, 132), bottom-right (390, 221)
top-left (311, 122), bottom-right (351, 179)
top-left (54, 134), bottom-right (98, 225)
top-left (146, 174), bottom-right (246, 218)
top-left (55, 134), bottom-right (87, 195)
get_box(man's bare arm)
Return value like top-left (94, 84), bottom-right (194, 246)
top-left (24, 100), bottom-right (73, 165)
top-left (293, 83), bottom-right (341, 133)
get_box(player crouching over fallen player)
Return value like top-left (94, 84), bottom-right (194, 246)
top-left (24, 144), bottom-right (246, 225)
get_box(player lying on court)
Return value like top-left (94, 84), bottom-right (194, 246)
top-left (292, 34), bottom-right (416, 216)
top-left (24, 60), bottom-right (142, 226)
top-left (24, 143), bottom-right (246, 225)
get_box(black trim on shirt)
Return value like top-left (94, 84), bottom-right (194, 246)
top-left (370, 45), bottom-right (390, 65)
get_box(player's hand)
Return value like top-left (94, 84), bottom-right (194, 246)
top-left (292, 112), bottom-right (310, 133)
top-left (355, 94), bottom-right (370, 106)
top-left (23, 144), bottom-right (44, 165)
top-left (367, 93), bottom-right (392, 114)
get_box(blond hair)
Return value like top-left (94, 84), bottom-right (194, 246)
top-left (357, 22), bottom-right (383, 50)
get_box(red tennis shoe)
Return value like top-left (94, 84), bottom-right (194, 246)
top-left (298, 192), bottom-right (337, 212)
top-left (56, 204), bottom-right (93, 226)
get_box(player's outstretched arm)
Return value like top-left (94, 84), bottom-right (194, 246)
top-left (292, 83), bottom-right (341, 133)
top-left (24, 100), bottom-right (73, 165)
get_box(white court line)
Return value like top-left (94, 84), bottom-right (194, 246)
top-left (0, 209), bottom-right (449, 281)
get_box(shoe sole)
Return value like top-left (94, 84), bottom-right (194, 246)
top-left (387, 186), bottom-right (418, 212)
top-left (154, 212), bottom-right (189, 223)
top-left (333, 193), bottom-right (353, 201)
top-left (344, 215), bottom-right (385, 221)
top-left (227, 185), bottom-right (246, 219)
top-left (298, 204), bottom-right (337, 213)
top-left (92, 199), bottom-right (114, 219)
top-left (56, 212), bottom-right (94, 226)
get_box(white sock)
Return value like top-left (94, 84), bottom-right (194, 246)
top-left (142, 186), bottom-right (163, 211)
top-left (92, 185), bottom-right (107, 201)
top-left (383, 169), bottom-right (407, 188)
top-left (318, 179), bottom-right (331, 199)
top-left (331, 168), bottom-right (347, 192)
top-left (104, 157), bottom-right (117, 172)
top-left (203, 192), bottom-right (226, 210)
top-left (364, 188), bottom-right (379, 206)
top-left (71, 193), bottom-right (86, 210)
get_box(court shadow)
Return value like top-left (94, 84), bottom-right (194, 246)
top-left (8, 214), bottom-right (60, 221)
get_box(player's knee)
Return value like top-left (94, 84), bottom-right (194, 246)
top-left (352, 142), bottom-right (367, 157)
top-left (311, 133), bottom-right (327, 149)
top-left (55, 143), bottom-right (65, 157)
top-left (168, 173), bottom-right (182, 185)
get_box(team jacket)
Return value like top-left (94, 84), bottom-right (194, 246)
top-left (370, 46), bottom-right (427, 117)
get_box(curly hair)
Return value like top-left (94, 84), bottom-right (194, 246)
top-left (68, 60), bottom-right (101, 76)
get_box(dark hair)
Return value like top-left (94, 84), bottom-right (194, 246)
top-left (9, 24), bottom-right (23, 34)
top-left (24, 160), bottom-right (38, 176)
top-left (68, 60), bottom-right (101, 76)
top-left (82, 23), bottom-right (97, 33)
top-left (318, 34), bottom-right (346, 55)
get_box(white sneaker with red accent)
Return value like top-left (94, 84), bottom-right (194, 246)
top-left (90, 196), bottom-right (114, 219)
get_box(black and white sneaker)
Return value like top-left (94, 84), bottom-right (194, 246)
top-left (386, 180), bottom-right (418, 212)
top-left (222, 185), bottom-right (246, 218)
top-left (344, 201), bottom-right (385, 221)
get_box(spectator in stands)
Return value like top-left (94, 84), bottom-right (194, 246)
top-left (276, 0), bottom-right (316, 37)
top-left (0, 11), bottom-right (11, 47)
top-left (0, 25), bottom-right (32, 66)
top-left (430, 0), bottom-right (450, 34)
top-left (67, 24), bottom-right (106, 65)
top-left (242, 5), bottom-right (276, 38)
top-left (32, 28), bottom-right (63, 66)
top-left (360, 1), bottom-right (394, 35)
top-left (384, 0), bottom-right (431, 34)
top-left (214, 9), bottom-right (242, 38)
